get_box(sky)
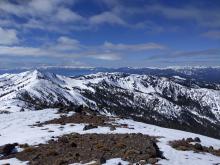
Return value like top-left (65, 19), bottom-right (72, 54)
top-left (0, 0), bottom-right (219, 69)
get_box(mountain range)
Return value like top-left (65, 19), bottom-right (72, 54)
top-left (0, 69), bottom-right (220, 139)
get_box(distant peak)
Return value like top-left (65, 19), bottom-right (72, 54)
top-left (24, 69), bottom-right (55, 81)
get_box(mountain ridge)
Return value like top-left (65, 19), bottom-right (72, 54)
top-left (0, 70), bottom-right (220, 138)
top-left (1, 67), bottom-right (220, 83)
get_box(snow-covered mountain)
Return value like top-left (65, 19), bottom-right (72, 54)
top-left (0, 70), bottom-right (220, 138)
top-left (1, 66), bottom-right (220, 83)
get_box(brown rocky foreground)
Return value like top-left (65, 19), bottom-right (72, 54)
top-left (0, 107), bottom-right (165, 164)
top-left (169, 137), bottom-right (220, 157)
top-left (38, 112), bottom-right (113, 127)
top-left (1, 133), bottom-right (164, 165)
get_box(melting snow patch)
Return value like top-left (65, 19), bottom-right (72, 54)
top-left (70, 158), bottom-right (129, 165)
top-left (103, 158), bottom-right (129, 165)
top-left (0, 158), bottom-right (28, 165)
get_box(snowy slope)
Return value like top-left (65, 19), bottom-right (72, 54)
top-left (0, 70), bottom-right (220, 138)
top-left (0, 109), bottom-right (220, 165)
top-left (0, 70), bottom-right (89, 111)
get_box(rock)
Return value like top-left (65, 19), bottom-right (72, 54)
top-left (110, 126), bottom-right (116, 131)
top-left (4, 133), bottom-right (164, 164)
top-left (71, 142), bottom-right (77, 148)
top-left (99, 157), bottom-right (106, 164)
top-left (194, 137), bottom-right (201, 143)
top-left (20, 143), bottom-right (29, 148)
top-left (148, 158), bottom-right (157, 164)
top-left (186, 137), bottom-right (194, 143)
top-left (75, 153), bottom-right (80, 157)
top-left (125, 149), bottom-right (140, 155)
top-left (208, 146), bottom-right (214, 151)
top-left (121, 124), bottom-right (128, 128)
top-left (46, 150), bottom-right (59, 156)
top-left (143, 154), bottom-right (151, 159)
top-left (194, 143), bottom-right (203, 151)
top-left (115, 142), bottom-right (126, 149)
top-left (124, 149), bottom-right (141, 159)
top-left (139, 160), bottom-right (146, 165)
top-left (75, 105), bottom-right (84, 113)
top-left (177, 146), bottom-right (188, 151)
top-left (59, 136), bottom-right (69, 143)
top-left (2, 143), bottom-right (18, 156)
top-left (56, 159), bottom-right (68, 165)
top-left (83, 124), bottom-right (98, 131)
top-left (48, 130), bottom-right (54, 132)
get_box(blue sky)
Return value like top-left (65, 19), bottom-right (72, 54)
top-left (0, 0), bottom-right (219, 68)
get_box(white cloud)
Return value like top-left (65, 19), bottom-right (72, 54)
top-left (0, 0), bottom-right (84, 29)
top-left (0, 0), bottom-right (219, 33)
top-left (87, 51), bottom-right (121, 60)
top-left (89, 12), bottom-right (126, 25)
top-left (0, 36), bottom-right (81, 57)
top-left (0, 35), bottom-right (166, 62)
top-left (0, 46), bottom-right (46, 56)
top-left (0, 0), bottom-right (60, 17)
top-left (23, 19), bottom-right (45, 30)
top-left (55, 7), bottom-right (84, 22)
top-left (28, 0), bottom-right (56, 14)
top-left (53, 36), bottom-right (81, 50)
top-left (145, 4), bottom-right (220, 29)
top-left (0, 1), bottom-right (25, 16)
top-left (0, 27), bottom-right (19, 45)
top-left (103, 41), bottom-right (166, 51)
top-left (57, 36), bottom-right (80, 45)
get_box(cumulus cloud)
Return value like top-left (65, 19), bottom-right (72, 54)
top-left (0, 0), bottom-right (85, 32)
top-left (0, 0), bottom-right (127, 32)
top-left (0, 0), bottom-right (219, 68)
top-left (0, 0), bottom-right (219, 32)
top-left (0, 36), bottom-right (81, 57)
top-left (0, 27), bottom-right (19, 45)
top-left (0, 33), bottom-right (166, 63)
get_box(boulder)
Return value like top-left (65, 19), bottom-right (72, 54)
top-left (194, 137), bottom-right (201, 143)
top-left (2, 143), bottom-right (18, 156)
top-left (83, 124), bottom-right (98, 131)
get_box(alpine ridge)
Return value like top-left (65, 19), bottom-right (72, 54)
top-left (0, 70), bottom-right (220, 138)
